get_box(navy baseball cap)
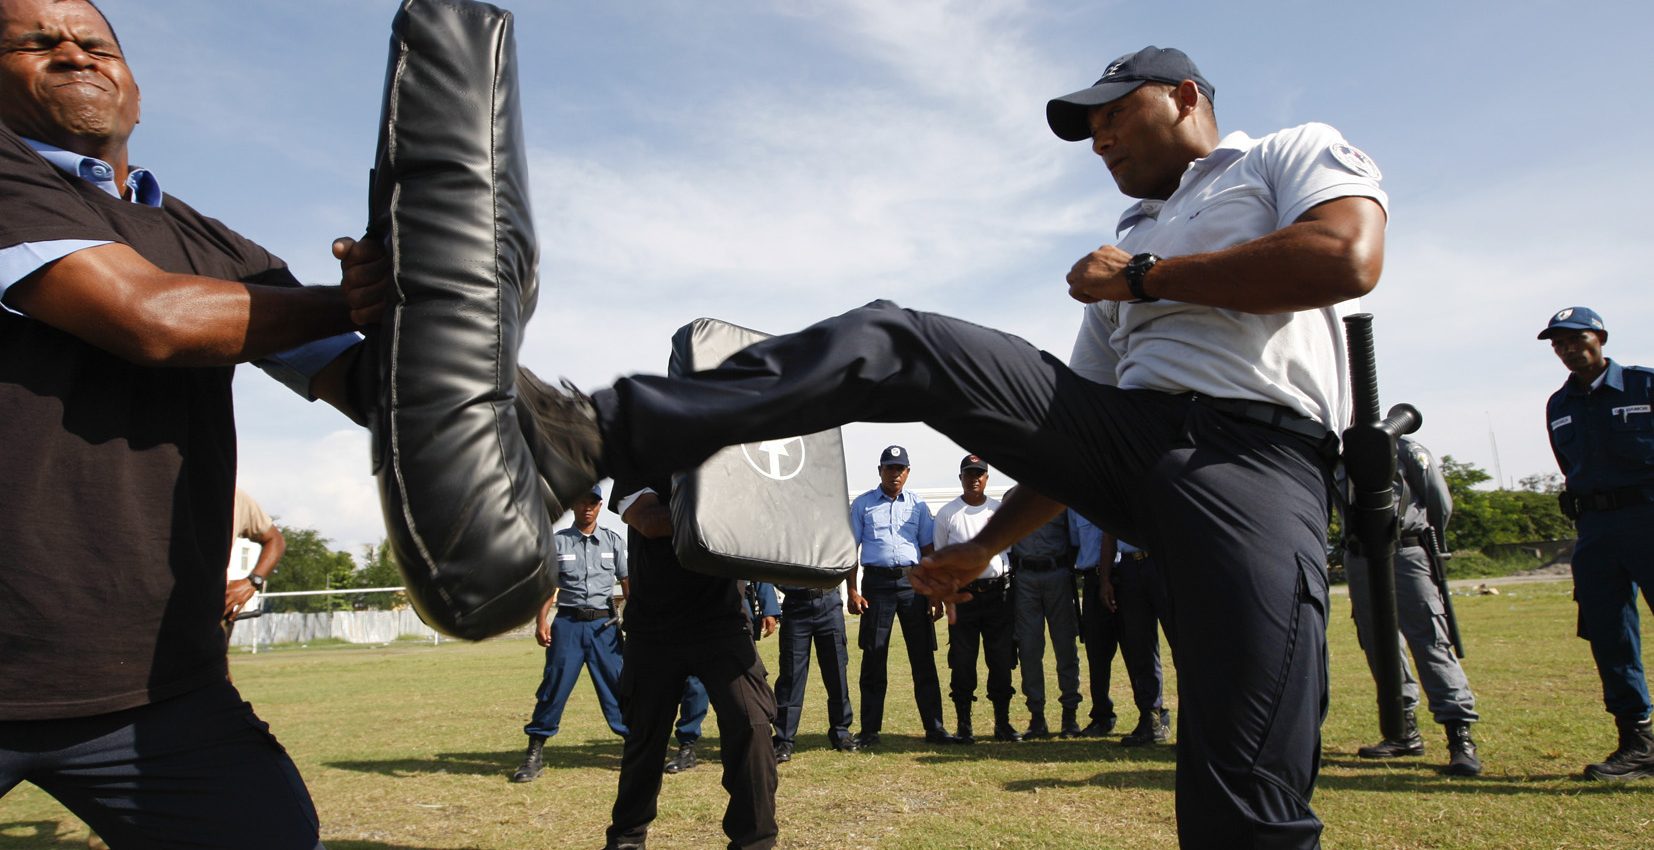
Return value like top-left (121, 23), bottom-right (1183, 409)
top-left (1538, 306), bottom-right (1608, 342)
top-left (879, 445), bottom-right (910, 467)
top-left (960, 454), bottom-right (988, 473)
top-left (1047, 46), bottom-right (1214, 142)
top-left (587, 484), bottom-right (604, 500)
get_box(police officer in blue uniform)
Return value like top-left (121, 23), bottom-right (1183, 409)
top-left (772, 571), bottom-right (860, 761)
top-left (512, 485), bottom-right (629, 783)
top-left (1071, 510), bottom-right (1119, 737)
top-left (848, 446), bottom-right (957, 746)
top-left (1102, 537), bottom-right (1174, 746)
top-left (1011, 499), bottom-right (1082, 738)
top-left (1541, 306), bottom-right (1654, 781)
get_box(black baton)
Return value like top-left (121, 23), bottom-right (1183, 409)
top-left (1342, 313), bottom-right (1421, 743)
top-left (1420, 527), bottom-right (1466, 659)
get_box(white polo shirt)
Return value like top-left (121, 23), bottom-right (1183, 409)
top-left (1068, 122), bottom-right (1388, 434)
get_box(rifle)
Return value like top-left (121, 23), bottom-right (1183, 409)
top-left (1341, 313), bottom-right (1422, 743)
top-left (1419, 526), bottom-right (1465, 659)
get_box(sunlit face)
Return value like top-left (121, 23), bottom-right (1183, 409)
top-left (1086, 83), bottom-right (1189, 201)
top-left (959, 469), bottom-right (987, 498)
top-left (573, 495), bottom-right (603, 529)
top-left (1549, 329), bottom-right (1606, 379)
top-left (878, 463), bottom-right (909, 495)
top-left (0, 0), bottom-right (140, 157)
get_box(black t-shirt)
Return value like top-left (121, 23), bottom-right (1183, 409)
top-left (611, 477), bottom-right (748, 641)
top-left (0, 125), bottom-right (301, 719)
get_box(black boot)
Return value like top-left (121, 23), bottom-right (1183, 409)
top-left (1024, 709), bottom-right (1051, 740)
top-left (1357, 710), bottom-right (1424, 758)
top-left (955, 702), bottom-right (976, 745)
top-left (1121, 708), bottom-right (1171, 747)
top-left (1583, 716), bottom-right (1654, 781)
top-left (1058, 705), bottom-right (1083, 739)
top-left (663, 742), bottom-right (697, 774)
top-left (510, 736), bottom-right (545, 783)
top-left (1443, 722), bottom-right (1481, 776)
top-left (993, 702), bottom-right (1022, 742)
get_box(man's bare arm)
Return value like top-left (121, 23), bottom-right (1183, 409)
top-left (1066, 195), bottom-right (1386, 313)
top-left (621, 492), bottom-right (673, 540)
top-left (6, 237), bottom-right (387, 367)
top-left (910, 487), bottom-right (1066, 600)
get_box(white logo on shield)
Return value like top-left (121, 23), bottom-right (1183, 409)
top-left (742, 437), bottom-right (807, 481)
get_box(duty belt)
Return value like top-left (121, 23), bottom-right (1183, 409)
top-left (558, 606), bottom-right (609, 622)
top-left (965, 576), bottom-right (1010, 594)
top-left (1015, 556), bottom-right (1062, 571)
top-left (1184, 393), bottom-right (1336, 453)
top-left (1561, 486), bottom-right (1654, 517)
top-left (780, 586), bottom-right (835, 600)
top-left (1122, 550), bottom-right (1151, 562)
top-left (862, 565), bottom-right (911, 574)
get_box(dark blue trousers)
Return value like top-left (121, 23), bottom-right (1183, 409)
top-left (857, 569), bottom-right (947, 737)
top-left (596, 299), bottom-right (1335, 848)
top-left (1573, 503), bottom-right (1654, 720)
top-left (1080, 568), bottom-right (1120, 723)
top-left (0, 679), bottom-right (322, 850)
top-left (1115, 553), bottom-right (1173, 717)
top-left (675, 677), bottom-right (710, 746)
top-left (525, 616), bottom-right (627, 739)
top-left (772, 590), bottom-right (854, 746)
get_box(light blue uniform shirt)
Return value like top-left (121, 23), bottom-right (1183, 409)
top-left (1069, 510), bottom-right (1106, 569)
top-left (554, 525), bottom-right (628, 610)
top-left (849, 487), bottom-right (934, 567)
top-left (0, 139), bottom-right (361, 399)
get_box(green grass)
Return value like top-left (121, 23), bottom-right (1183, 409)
top-left (3, 581), bottom-right (1651, 849)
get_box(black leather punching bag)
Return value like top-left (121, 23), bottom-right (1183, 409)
top-left (363, 0), bottom-right (554, 639)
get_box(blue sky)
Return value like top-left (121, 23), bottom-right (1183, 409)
top-left (95, 0), bottom-right (1654, 555)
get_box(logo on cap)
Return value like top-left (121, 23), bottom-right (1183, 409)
top-left (741, 437), bottom-right (808, 481)
top-left (1556, 308), bottom-right (1573, 321)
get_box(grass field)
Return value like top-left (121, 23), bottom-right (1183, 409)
top-left (4, 580), bottom-right (1651, 849)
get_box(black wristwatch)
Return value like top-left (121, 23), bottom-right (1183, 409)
top-left (1125, 252), bottom-right (1161, 303)
top-left (247, 573), bottom-right (267, 591)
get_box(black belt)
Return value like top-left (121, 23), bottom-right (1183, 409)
top-left (965, 576), bottom-right (1010, 594)
top-left (1184, 394), bottom-right (1335, 452)
top-left (1122, 550), bottom-right (1151, 562)
top-left (558, 606), bottom-right (609, 622)
top-left (1398, 534), bottom-right (1426, 549)
top-left (1014, 556), bottom-right (1062, 571)
top-left (1562, 486), bottom-right (1654, 516)
top-left (781, 586), bottom-right (836, 600)
top-left (862, 565), bottom-right (911, 574)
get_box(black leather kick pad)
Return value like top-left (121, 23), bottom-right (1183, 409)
top-left (364, 0), bottom-right (554, 639)
top-left (668, 319), bottom-right (857, 588)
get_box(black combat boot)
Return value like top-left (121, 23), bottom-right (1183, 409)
top-left (662, 742), bottom-right (698, 774)
top-left (1443, 722), bottom-right (1481, 776)
top-left (993, 702), bottom-right (1022, 742)
top-left (1024, 703), bottom-right (1051, 740)
top-left (510, 736), bottom-right (545, 783)
top-left (1583, 716), bottom-right (1654, 781)
top-left (1121, 708), bottom-right (1171, 747)
top-left (1357, 709), bottom-right (1424, 758)
top-left (955, 702), bottom-right (976, 745)
top-left (1059, 705), bottom-right (1083, 739)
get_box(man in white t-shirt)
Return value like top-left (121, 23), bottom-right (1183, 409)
top-left (521, 43), bottom-right (1385, 850)
top-left (933, 454), bottom-right (1020, 744)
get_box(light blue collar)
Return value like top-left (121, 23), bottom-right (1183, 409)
top-left (23, 137), bottom-right (162, 207)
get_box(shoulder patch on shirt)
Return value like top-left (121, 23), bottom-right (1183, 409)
top-left (1328, 142), bottom-right (1382, 179)
top-left (1550, 415), bottom-right (1573, 430)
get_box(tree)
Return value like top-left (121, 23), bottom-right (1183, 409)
top-left (1437, 455), bottom-right (1570, 551)
top-left (352, 542), bottom-right (409, 610)
top-left (268, 525), bottom-right (357, 613)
